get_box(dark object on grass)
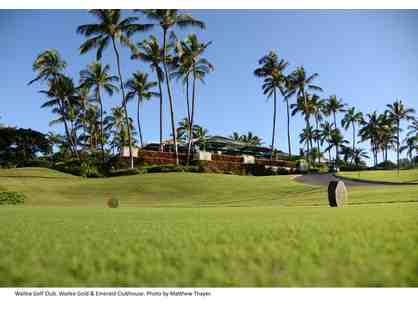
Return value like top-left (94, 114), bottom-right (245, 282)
top-left (0, 192), bottom-right (26, 205)
top-left (107, 196), bottom-right (119, 208)
top-left (328, 180), bottom-right (347, 207)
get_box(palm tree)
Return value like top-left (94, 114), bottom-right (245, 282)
top-left (341, 106), bottom-right (363, 163)
top-left (310, 94), bottom-right (325, 164)
top-left (173, 34), bottom-right (213, 163)
top-left (29, 50), bottom-right (76, 157)
top-left (77, 9), bottom-right (153, 168)
top-left (288, 67), bottom-right (322, 166)
top-left (176, 117), bottom-right (192, 143)
top-left (319, 121), bottom-right (333, 163)
top-left (351, 147), bottom-right (369, 167)
top-left (325, 128), bottom-right (348, 165)
top-left (359, 112), bottom-right (380, 166)
top-left (107, 106), bottom-right (137, 156)
top-left (39, 75), bottom-right (80, 159)
top-left (28, 49), bottom-right (67, 85)
top-left (125, 72), bottom-right (159, 148)
top-left (254, 51), bottom-right (288, 157)
top-left (229, 132), bottom-right (263, 146)
top-left (291, 95), bottom-right (316, 164)
top-left (80, 62), bottom-right (119, 161)
top-left (325, 95), bottom-right (345, 128)
top-left (282, 77), bottom-right (295, 158)
top-left (132, 35), bottom-right (166, 151)
top-left (407, 118), bottom-right (418, 138)
top-left (324, 95), bottom-right (345, 165)
top-left (299, 125), bottom-right (315, 160)
top-left (400, 135), bottom-right (417, 165)
top-left (138, 10), bottom-right (205, 165)
top-left (386, 101), bottom-right (415, 172)
top-left (194, 125), bottom-right (210, 150)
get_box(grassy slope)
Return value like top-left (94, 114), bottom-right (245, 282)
top-left (0, 168), bottom-right (417, 287)
top-left (339, 169), bottom-right (418, 183)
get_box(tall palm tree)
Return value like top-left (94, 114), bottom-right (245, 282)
top-left (132, 35), bottom-right (166, 151)
top-left (325, 128), bottom-right (348, 165)
top-left (299, 125), bottom-right (315, 160)
top-left (29, 50), bottom-right (76, 157)
top-left (77, 9), bottom-right (153, 168)
top-left (173, 34), bottom-right (213, 163)
top-left (107, 106), bottom-right (137, 155)
top-left (400, 135), bottom-right (417, 165)
top-left (282, 76), bottom-right (295, 158)
top-left (125, 72), bottom-right (159, 148)
top-left (138, 10), bottom-right (205, 165)
top-left (319, 121), bottom-right (333, 163)
top-left (28, 49), bottom-right (67, 85)
top-left (324, 95), bottom-right (345, 165)
top-left (288, 67), bottom-right (322, 166)
top-left (386, 101), bottom-right (415, 172)
top-left (310, 94), bottom-right (325, 164)
top-left (254, 51), bottom-right (288, 157)
top-left (80, 62), bottom-right (119, 161)
top-left (291, 95), bottom-right (316, 164)
top-left (39, 75), bottom-right (80, 159)
top-left (359, 112), bottom-right (380, 167)
top-left (341, 106), bottom-right (363, 163)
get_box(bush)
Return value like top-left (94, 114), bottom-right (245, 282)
top-left (53, 159), bottom-right (103, 177)
top-left (80, 161), bottom-right (101, 178)
top-left (17, 159), bottom-right (51, 168)
top-left (107, 196), bottom-right (119, 208)
top-left (144, 164), bottom-right (183, 173)
top-left (375, 160), bottom-right (397, 170)
top-left (340, 165), bottom-right (368, 172)
top-left (108, 168), bottom-right (141, 177)
top-left (0, 192), bottom-right (25, 205)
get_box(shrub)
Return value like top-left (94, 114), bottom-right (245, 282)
top-left (108, 168), bottom-right (141, 177)
top-left (107, 196), bottom-right (119, 208)
top-left (0, 192), bottom-right (25, 205)
top-left (375, 161), bottom-right (396, 170)
top-left (144, 164), bottom-right (183, 173)
top-left (18, 159), bottom-right (51, 168)
top-left (80, 161), bottom-right (101, 178)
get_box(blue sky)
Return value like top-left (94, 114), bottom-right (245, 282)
top-left (1, 9), bottom-right (418, 161)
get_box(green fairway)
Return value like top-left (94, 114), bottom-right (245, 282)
top-left (0, 168), bottom-right (417, 286)
top-left (339, 169), bottom-right (418, 184)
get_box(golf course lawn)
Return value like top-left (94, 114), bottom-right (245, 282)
top-left (339, 169), bottom-right (418, 183)
top-left (0, 168), bottom-right (417, 287)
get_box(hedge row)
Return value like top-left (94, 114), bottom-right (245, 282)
top-left (0, 192), bottom-right (26, 205)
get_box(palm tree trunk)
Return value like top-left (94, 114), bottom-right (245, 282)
top-left (58, 99), bottom-right (76, 158)
top-left (187, 65), bottom-right (197, 165)
top-left (162, 29), bottom-right (179, 165)
top-left (271, 88), bottom-right (277, 160)
top-left (315, 117), bottom-right (320, 165)
top-left (286, 98), bottom-right (292, 159)
top-left (302, 90), bottom-right (310, 167)
top-left (397, 120), bottom-right (400, 174)
top-left (157, 78), bottom-right (163, 152)
top-left (352, 123), bottom-right (356, 165)
top-left (136, 97), bottom-right (144, 148)
top-left (333, 111), bottom-right (339, 166)
top-left (185, 74), bottom-right (191, 125)
top-left (111, 37), bottom-right (134, 169)
top-left (97, 89), bottom-right (105, 164)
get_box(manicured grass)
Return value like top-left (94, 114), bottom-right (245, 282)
top-left (0, 168), bottom-right (417, 286)
top-left (339, 169), bottom-right (418, 183)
